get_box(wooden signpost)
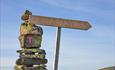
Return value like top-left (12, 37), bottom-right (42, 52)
top-left (29, 15), bottom-right (91, 30)
top-left (28, 15), bottom-right (92, 70)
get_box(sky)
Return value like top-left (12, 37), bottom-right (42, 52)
top-left (0, 0), bottom-right (115, 70)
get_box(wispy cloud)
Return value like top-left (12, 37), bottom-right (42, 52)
top-left (39, 0), bottom-right (115, 20)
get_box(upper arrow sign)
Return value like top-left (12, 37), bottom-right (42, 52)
top-left (29, 15), bottom-right (91, 30)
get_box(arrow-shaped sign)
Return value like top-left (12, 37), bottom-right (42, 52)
top-left (29, 15), bottom-right (91, 30)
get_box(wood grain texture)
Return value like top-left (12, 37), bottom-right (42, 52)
top-left (29, 15), bottom-right (91, 30)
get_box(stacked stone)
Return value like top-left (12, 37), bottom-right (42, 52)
top-left (14, 10), bottom-right (47, 70)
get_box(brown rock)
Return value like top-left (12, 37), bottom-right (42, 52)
top-left (99, 66), bottom-right (115, 70)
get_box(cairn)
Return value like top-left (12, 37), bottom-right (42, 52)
top-left (14, 10), bottom-right (47, 70)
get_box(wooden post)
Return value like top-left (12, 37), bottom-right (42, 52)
top-left (54, 27), bottom-right (61, 70)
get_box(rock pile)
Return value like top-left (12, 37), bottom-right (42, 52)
top-left (14, 10), bottom-right (47, 70)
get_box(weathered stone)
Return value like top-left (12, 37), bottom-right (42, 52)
top-left (99, 66), bottom-right (115, 70)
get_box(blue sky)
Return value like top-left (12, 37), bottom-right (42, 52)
top-left (0, 0), bottom-right (115, 70)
